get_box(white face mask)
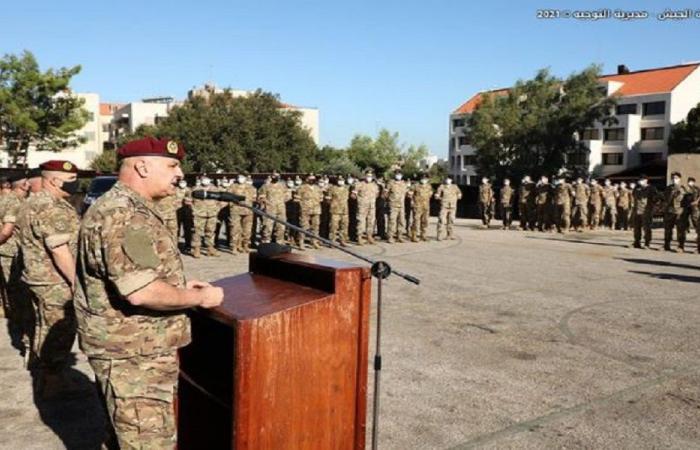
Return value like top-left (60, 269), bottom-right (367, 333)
top-left (629, 184), bottom-right (636, 189)
top-left (605, 181), bottom-right (611, 186)
top-left (639, 180), bottom-right (648, 187)
top-left (246, 179), bottom-right (253, 185)
top-left (541, 179), bottom-right (548, 185)
top-left (201, 179), bottom-right (211, 186)
top-left (366, 177), bottom-right (373, 182)
top-left (504, 180), bottom-right (510, 186)
top-left (689, 181), bottom-right (696, 187)
top-left (178, 181), bottom-right (187, 188)
top-left (338, 180), bottom-right (345, 186)
top-left (523, 177), bottom-right (531, 183)
top-left (287, 182), bottom-right (294, 188)
top-left (482, 179), bottom-right (488, 184)
top-left (295, 180), bottom-right (302, 186)
top-left (238, 177), bottom-right (246, 184)
top-left (347, 177), bottom-right (355, 184)
top-left (673, 178), bottom-right (681, 185)
top-left (445, 179), bottom-right (452, 185)
top-left (420, 179), bottom-right (428, 184)
top-left (591, 180), bottom-right (597, 186)
top-left (395, 174), bottom-right (403, 181)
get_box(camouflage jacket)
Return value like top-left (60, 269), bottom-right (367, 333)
top-left (74, 182), bottom-right (190, 359)
top-left (411, 183), bottom-right (433, 210)
top-left (326, 185), bottom-right (349, 214)
top-left (296, 184), bottom-right (324, 215)
top-left (478, 184), bottom-right (494, 205)
top-left (18, 190), bottom-right (79, 286)
top-left (535, 184), bottom-right (551, 205)
top-left (352, 181), bottom-right (379, 208)
top-left (155, 186), bottom-right (189, 221)
top-left (435, 184), bottom-right (461, 209)
top-left (602, 186), bottom-right (618, 207)
top-left (589, 185), bottom-right (603, 206)
top-left (573, 183), bottom-right (590, 206)
top-left (258, 181), bottom-right (290, 208)
top-left (632, 185), bottom-right (658, 215)
top-left (518, 182), bottom-right (535, 205)
top-left (0, 193), bottom-right (23, 257)
top-left (617, 187), bottom-right (632, 209)
top-left (663, 184), bottom-right (686, 215)
top-left (684, 185), bottom-right (700, 212)
top-left (385, 180), bottom-right (408, 207)
top-left (500, 186), bottom-right (514, 206)
top-left (554, 183), bottom-right (573, 206)
top-left (192, 185), bottom-right (220, 217)
top-left (229, 183), bottom-right (257, 216)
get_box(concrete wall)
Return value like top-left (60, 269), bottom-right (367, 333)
top-left (667, 153), bottom-right (700, 184)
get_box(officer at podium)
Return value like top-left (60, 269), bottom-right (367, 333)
top-left (74, 137), bottom-right (223, 449)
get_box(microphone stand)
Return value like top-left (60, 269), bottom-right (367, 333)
top-left (226, 197), bottom-right (420, 450)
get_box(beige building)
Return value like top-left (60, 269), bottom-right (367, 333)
top-left (449, 63), bottom-right (700, 184)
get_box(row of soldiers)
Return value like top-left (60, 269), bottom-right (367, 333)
top-left (156, 169), bottom-right (464, 257)
top-left (476, 172), bottom-right (700, 252)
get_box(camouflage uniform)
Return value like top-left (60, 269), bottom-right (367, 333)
top-left (155, 186), bottom-right (188, 239)
top-left (632, 184), bottom-right (658, 248)
top-left (18, 190), bottom-right (79, 374)
top-left (228, 182), bottom-right (257, 252)
top-left (572, 182), bottom-right (590, 231)
top-left (478, 183), bottom-right (494, 227)
top-left (385, 179), bottom-right (408, 242)
top-left (74, 182), bottom-right (189, 449)
top-left (353, 179), bottom-right (379, 245)
top-left (410, 182), bottom-right (433, 241)
top-left (553, 182), bottom-right (573, 233)
top-left (617, 186), bottom-right (632, 230)
top-left (326, 184), bottom-right (350, 244)
top-left (258, 180), bottom-right (290, 244)
top-left (518, 182), bottom-right (535, 230)
top-left (588, 184), bottom-right (604, 230)
top-left (662, 183), bottom-right (687, 251)
top-left (296, 182), bottom-right (324, 249)
top-left (499, 185), bottom-right (514, 229)
top-left (682, 184), bottom-right (700, 253)
top-left (191, 185), bottom-right (220, 257)
top-left (601, 185), bottom-right (618, 229)
top-left (435, 183), bottom-right (461, 240)
top-left (535, 183), bottom-right (552, 232)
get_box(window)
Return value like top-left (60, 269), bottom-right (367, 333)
top-left (458, 136), bottom-right (470, 146)
top-left (581, 128), bottom-right (600, 140)
top-left (83, 131), bottom-right (95, 142)
top-left (458, 155), bottom-right (463, 169)
top-left (640, 152), bottom-right (663, 164)
top-left (642, 101), bottom-right (665, 116)
top-left (463, 155), bottom-right (476, 166)
top-left (616, 104), bottom-right (637, 115)
top-left (102, 124), bottom-right (111, 133)
top-left (452, 118), bottom-right (465, 130)
top-left (641, 127), bottom-right (664, 140)
top-left (449, 139), bottom-right (455, 152)
top-left (568, 150), bottom-right (588, 166)
top-left (602, 153), bottom-right (624, 165)
top-left (468, 176), bottom-right (479, 186)
top-left (604, 128), bottom-right (625, 142)
top-left (87, 112), bottom-right (95, 121)
top-left (450, 156), bottom-right (455, 168)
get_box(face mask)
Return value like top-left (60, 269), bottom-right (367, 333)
top-left (238, 177), bottom-right (246, 184)
top-left (605, 181), bottom-right (611, 186)
top-left (630, 184), bottom-right (636, 189)
top-left (338, 180), bottom-right (345, 186)
top-left (178, 181), bottom-right (187, 188)
top-left (591, 181), bottom-right (597, 186)
top-left (61, 179), bottom-right (80, 195)
top-left (246, 179), bottom-right (253, 185)
top-left (201, 179), bottom-right (211, 186)
top-left (639, 180), bottom-right (648, 187)
top-left (504, 180), bottom-right (510, 186)
top-left (347, 178), bottom-right (354, 184)
top-left (395, 174), bottom-right (403, 181)
top-left (445, 179), bottom-right (452, 185)
top-left (482, 179), bottom-right (488, 184)
top-left (420, 179), bottom-right (428, 185)
top-left (541, 179), bottom-right (548, 185)
top-left (366, 177), bottom-right (373, 182)
top-left (523, 177), bottom-right (530, 183)
top-left (287, 182), bottom-right (295, 188)
top-left (673, 178), bottom-right (681, 185)
top-left (689, 181), bottom-right (696, 187)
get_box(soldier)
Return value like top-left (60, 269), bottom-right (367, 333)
top-left (571, 177), bottom-right (590, 232)
top-left (155, 180), bottom-right (186, 240)
top-left (258, 171), bottom-right (290, 244)
top-left (435, 177), bottom-right (462, 240)
top-left (17, 160), bottom-right (80, 397)
top-left (601, 179), bottom-right (618, 230)
top-left (0, 173), bottom-right (31, 348)
top-left (518, 175), bottom-right (535, 231)
top-left (347, 174), bottom-right (358, 242)
top-left (175, 179), bottom-right (193, 250)
top-left (191, 176), bottom-right (220, 258)
top-left (410, 172), bottom-right (433, 241)
top-left (588, 179), bottom-right (603, 230)
top-left (296, 174), bottom-right (324, 249)
top-left (499, 178), bottom-right (514, 230)
top-left (227, 174), bottom-right (256, 253)
top-left (535, 176), bottom-right (552, 232)
top-left (285, 177), bottom-right (300, 244)
top-left (617, 181), bottom-right (632, 231)
top-left (353, 169), bottom-right (379, 245)
top-left (478, 177), bottom-right (494, 229)
top-left (74, 138), bottom-right (223, 448)
top-left (385, 170), bottom-right (409, 242)
top-left (553, 176), bottom-right (574, 233)
top-left (682, 177), bottom-right (699, 253)
top-left (326, 176), bottom-right (350, 246)
top-left (631, 175), bottom-right (658, 249)
top-left (662, 171), bottom-right (687, 252)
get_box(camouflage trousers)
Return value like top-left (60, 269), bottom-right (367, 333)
top-left (192, 215), bottom-right (217, 251)
top-left (329, 213), bottom-right (348, 243)
top-left (572, 204), bottom-right (588, 229)
top-left (479, 202), bottom-right (493, 226)
top-left (0, 255), bottom-right (12, 318)
top-left (500, 205), bottom-right (512, 228)
top-left (1, 255), bottom-right (34, 353)
top-left (387, 204), bottom-right (405, 241)
top-left (261, 204), bottom-right (286, 243)
top-left (411, 207), bottom-right (429, 240)
top-left (228, 213), bottom-right (253, 251)
top-left (602, 205), bottom-right (617, 229)
top-left (356, 204), bottom-right (376, 244)
top-left (633, 212), bottom-right (653, 247)
top-left (555, 204), bottom-right (571, 232)
top-left (589, 204), bottom-right (602, 228)
top-left (299, 212), bottom-right (321, 248)
top-left (90, 351), bottom-right (178, 450)
top-left (437, 206), bottom-right (456, 239)
top-left (28, 283), bottom-right (76, 373)
top-left (664, 212), bottom-right (686, 249)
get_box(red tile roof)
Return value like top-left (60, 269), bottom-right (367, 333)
top-left (454, 63), bottom-right (700, 113)
top-left (100, 103), bottom-right (125, 115)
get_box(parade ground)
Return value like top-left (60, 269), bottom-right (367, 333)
top-left (1, 218), bottom-right (699, 449)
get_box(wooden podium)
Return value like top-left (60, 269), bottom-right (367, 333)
top-left (178, 253), bottom-right (372, 449)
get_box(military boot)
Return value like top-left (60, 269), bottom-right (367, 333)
top-left (192, 248), bottom-right (201, 258)
top-left (367, 236), bottom-right (376, 244)
top-left (207, 247), bottom-right (220, 257)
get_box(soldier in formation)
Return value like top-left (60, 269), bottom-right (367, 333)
top-left (478, 177), bottom-right (494, 228)
top-left (385, 170), bottom-right (408, 243)
top-left (409, 172), bottom-right (433, 241)
top-left (435, 177), bottom-right (462, 240)
top-left (191, 175), bottom-right (220, 258)
top-left (258, 171), bottom-right (290, 244)
top-left (499, 178), bottom-right (514, 230)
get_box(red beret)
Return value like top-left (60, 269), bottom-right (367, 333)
top-left (39, 160), bottom-right (79, 173)
top-left (117, 137), bottom-right (185, 161)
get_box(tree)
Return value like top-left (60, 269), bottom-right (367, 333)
top-left (668, 102), bottom-right (700, 154)
top-left (347, 129), bottom-right (403, 175)
top-left (312, 145), bottom-right (361, 175)
top-left (401, 143), bottom-right (430, 178)
top-left (128, 90), bottom-right (318, 173)
top-left (89, 149), bottom-right (117, 172)
top-left (467, 65), bottom-right (617, 181)
top-left (0, 51), bottom-right (88, 167)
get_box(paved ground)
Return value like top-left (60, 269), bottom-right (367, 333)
top-left (1, 218), bottom-right (700, 449)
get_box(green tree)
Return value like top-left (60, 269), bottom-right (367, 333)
top-left (89, 149), bottom-right (117, 172)
top-left (0, 51), bottom-right (88, 167)
top-left (347, 129), bottom-right (403, 175)
top-left (313, 145), bottom-right (361, 175)
top-left (467, 65), bottom-right (617, 181)
top-left (401, 143), bottom-right (430, 178)
top-left (668, 102), bottom-right (700, 154)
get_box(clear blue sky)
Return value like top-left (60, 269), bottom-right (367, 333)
top-left (2, 0), bottom-right (699, 158)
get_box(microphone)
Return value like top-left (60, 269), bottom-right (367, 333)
top-left (192, 190), bottom-right (246, 202)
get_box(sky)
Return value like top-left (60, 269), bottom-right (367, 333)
top-left (2, 0), bottom-right (699, 158)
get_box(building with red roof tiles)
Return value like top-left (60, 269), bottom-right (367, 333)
top-left (448, 63), bottom-right (700, 184)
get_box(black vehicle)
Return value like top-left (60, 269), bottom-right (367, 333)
top-left (81, 175), bottom-right (117, 214)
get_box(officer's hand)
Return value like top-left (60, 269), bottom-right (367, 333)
top-left (198, 286), bottom-right (224, 308)
top-left (187, 280), bottom-right (212, 289)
